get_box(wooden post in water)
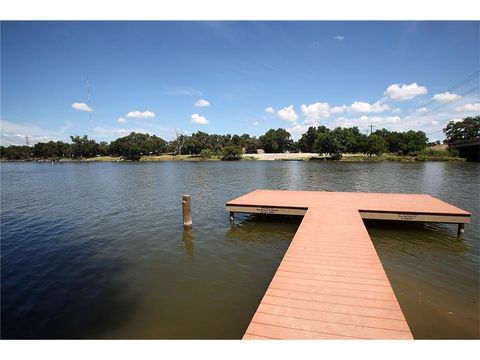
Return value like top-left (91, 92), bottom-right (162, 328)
top-left (458, 223), bottom-right (465, 236)
top-left (182, 195), bottom-right (192, 230)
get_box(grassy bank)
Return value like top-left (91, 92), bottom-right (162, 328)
top-left (1, 151), bottom-right (465, 163)
top-left (339, 154), bottom-right (464, 162)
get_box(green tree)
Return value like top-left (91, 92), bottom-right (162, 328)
top-left (70, 135), bottom-right (100, 158)
top-left (443, 116), bottom-right (480, 142)
top-left (298, 126), bottom-right (322, 152)
top-left (315, 131), bottom-right (342, 159)
top-left (0, 145), bottom-right (32, 160)
top-left (259, 128), bottom-right (293, 153)
top-left (364, 134), bottom-right (387, 156)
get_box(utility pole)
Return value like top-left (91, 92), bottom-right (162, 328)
top-left (369, 123), bottom-right (376, 135)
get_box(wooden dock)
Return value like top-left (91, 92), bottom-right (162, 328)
top-left (225, 190), bottom-right (471, 339)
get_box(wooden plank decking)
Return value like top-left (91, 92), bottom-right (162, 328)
top-left (225, 190), bottom-right (471, 340)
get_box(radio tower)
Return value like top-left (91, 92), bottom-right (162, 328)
top-left (87, 75), bottom-right (93, 133)
top-left (25, 135), bottom-right (30, 147)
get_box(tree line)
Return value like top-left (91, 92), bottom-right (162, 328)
top-left (1, 116), bottom-right (478, 161)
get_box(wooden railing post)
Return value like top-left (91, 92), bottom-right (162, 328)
top-left (182, 194), bottom-right (192, 230)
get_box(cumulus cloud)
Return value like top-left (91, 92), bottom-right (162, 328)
top-left (455, 103), bottom-right (480, 113)
top-left (431, 120), bottom-right (439, 125)
top-left (301, 103), bottom-right (330, 124)
top-left (334, 35), bottom-right (345, 41)
top-left (253, 121), bottom-right (259, 126)
top-left (350, 101), bottom-right (390, 113)
top-left (117, 117), bottom-right (127, 124)
top-left (385, 83), bottom-right (428, 101)
top-left (331, 105), bottom-right (347, 114)
top-left (72, 102), bottom-right (93, 112)
top-left (277, 105), bottom-right (298, 123)
top-left (265, 107), bottom-right (275, 113)
top-left (416, 107), bottom-right (429, 113)
top-left (191, 113), bottom-right (209, 125)
top-left (194, 99), bottom-right (210, 107)
top-left (432, 91), bottom-right (461, 103)
top-left (125, 110), bottom-right (155, 119)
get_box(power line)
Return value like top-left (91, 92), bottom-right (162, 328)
top-left (425, 84), bottom-right (479, 115)
top-left (411, 70), bottom-right (479, 115)
top-left (404, 70), bottom-right (480, 138)
top-left (424, 85), bottom-right (479, 136)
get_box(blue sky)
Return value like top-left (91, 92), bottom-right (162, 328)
top-left (1, 21), bottom-right (479, 145)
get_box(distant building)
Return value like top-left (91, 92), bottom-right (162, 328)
top-left (257, 149), bottom-right (265, 154)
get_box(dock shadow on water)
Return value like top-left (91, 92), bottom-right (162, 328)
top-left (226, 213), bottom-right (302, 244)
top-left (1, 215), bottom-right (138, 339)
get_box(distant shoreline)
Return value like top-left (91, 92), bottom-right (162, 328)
top-left (0, 153), bottom-right (465, 163)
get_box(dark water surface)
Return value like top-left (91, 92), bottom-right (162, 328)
top-left (1, 161), bottom-right (479, 339)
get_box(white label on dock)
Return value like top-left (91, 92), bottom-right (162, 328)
top-left (397, 213), bottom-right (418, 221)
top-left (257, 207), bottom-right (279, 214)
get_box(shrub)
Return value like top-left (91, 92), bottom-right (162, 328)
top-left (221, 145), bottom-right (242, 161)
top-left (200, 149), bottom-right (214, 159)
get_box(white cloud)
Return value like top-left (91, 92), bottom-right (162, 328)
top-left (287, 123), bottom-right (311, 141)
top-left (277, 105), bottom-right (298, 123)
top-left (0, 119), bottom-right (63, 146)
top-left (385, 83), bottom-right (428, 101)
top-left (416, 107), bottom-right (429, 113)
top-left (301, 102), bottom-right (330, 124)
top-left (431, 120), bottom-right (439, 125)
top-left (117, 117), bottom-right (127, 124)
top-left (334, 35), bottom-right (345, 41)
top-left (392, 108), bottom-right (401, 114)
top-left (332, 115), bottom-right (402, 128)
top-left (125, 110), bottom-right (155, 119)
top-left (455, 103), bottom-right (480, 113)
top-left (72, 102), bottom-right (93, 112)
top-left (350, 101), bottom-right (390, 113)
top-left (253, 121), bottom-right (259, 126)
top-left (265, 107), bottom-right (275, 113)
top-left (432, 91), bottom-right (462, 103)
top-left (191, 113), bottom-right (209, 125)
top-left (194, 99), bottom-right (210, 107)
top-left (331, 105), bottom-right (347, 114)
top-left (92, 126), bottom-right (149, 138)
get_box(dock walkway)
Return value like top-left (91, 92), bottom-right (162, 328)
top-left (225, 190), bottom-right (471, 339)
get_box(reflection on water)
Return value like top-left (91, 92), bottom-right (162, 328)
top-left (1, 161), bottom-right (479, 339)
top-left (182, 231), bottom-right (195, 257)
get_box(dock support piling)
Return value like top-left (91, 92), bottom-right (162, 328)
top-left (182, 194), bottom-right (192, 230)
top-left (230, 212), bottom-right (234, 222)
top-left (457, 223), bottom-right (465, 236)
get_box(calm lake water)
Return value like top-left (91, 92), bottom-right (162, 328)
top-left (1, 161), bottom-right (479, 339)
